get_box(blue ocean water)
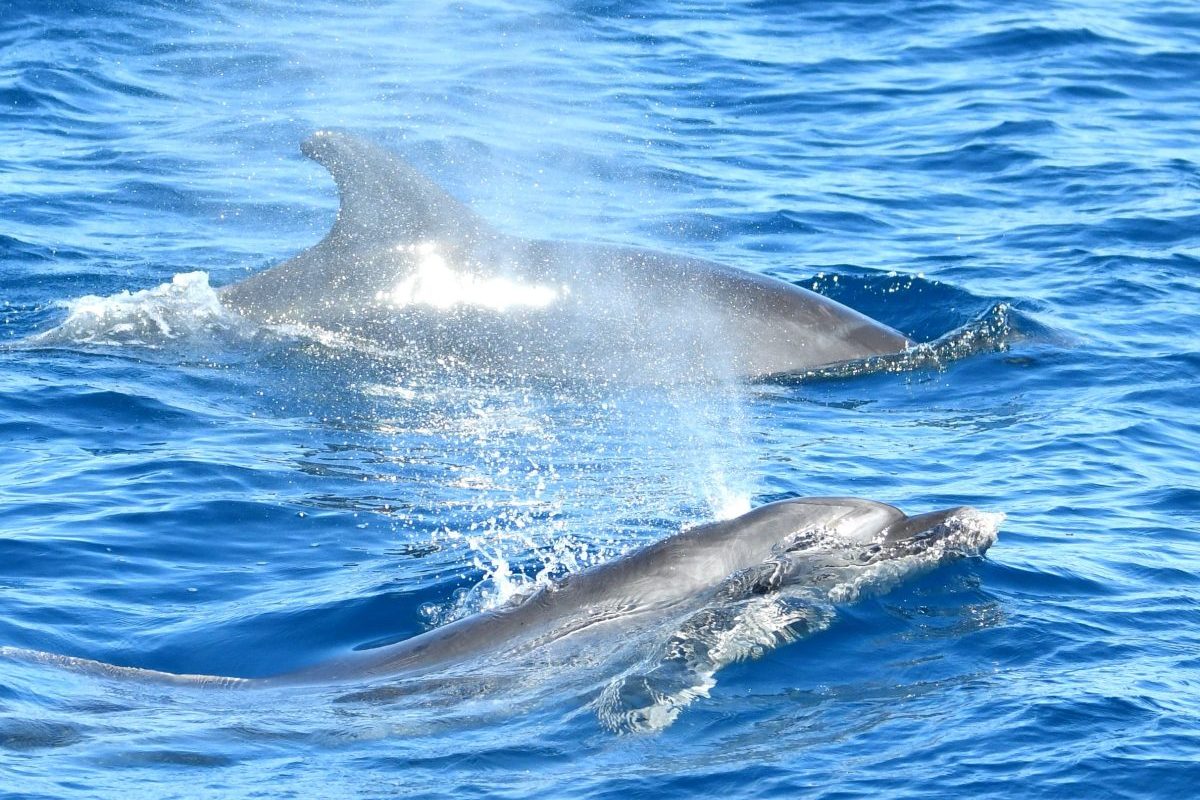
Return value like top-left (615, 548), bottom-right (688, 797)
top-left (2, 0), bottom-right (1199, 796)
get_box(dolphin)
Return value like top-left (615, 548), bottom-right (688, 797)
top-left (218, 132), bottom-right (911, 381)
top-left (0, 497), bottom-right (997, 696)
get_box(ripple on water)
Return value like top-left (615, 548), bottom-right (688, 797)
top-left (1, 0), bottom-right (1199, 796)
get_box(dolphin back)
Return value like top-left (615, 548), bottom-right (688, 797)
top-left (0, 645), bottom-right (256, 689)
top-left (218, 132), bottom-right (914, 378)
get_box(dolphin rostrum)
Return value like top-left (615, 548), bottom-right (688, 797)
top-left (218, 132), bottom-right (911, 381)
top-left (0, 497), bottom-right (998, 706)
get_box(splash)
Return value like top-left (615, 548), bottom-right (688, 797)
top-left (595, 596), bottom-right (834, 733)
top-left (23, 271), bottom-right (242, 348)
top-left (707, 483), bottom-right (752, 521)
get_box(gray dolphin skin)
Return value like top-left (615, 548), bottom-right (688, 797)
top-left (0, 497), bottom-right (993, 691)
top-left (218, 132), bottom-right (911, 381)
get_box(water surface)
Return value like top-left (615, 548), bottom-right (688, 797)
top-left (2, 0), bottom-right (1199, 797)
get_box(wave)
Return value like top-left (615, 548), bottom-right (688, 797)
top-left (777, 301), bottom-right (1026, 383)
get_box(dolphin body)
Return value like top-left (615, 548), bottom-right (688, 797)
top-left (218, 132), bottom-right (911, 381)
top-left (0, 497), bottom-right (995, 694)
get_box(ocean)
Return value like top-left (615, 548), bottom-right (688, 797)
top-left (1, 0), bottom-right (1198, 797)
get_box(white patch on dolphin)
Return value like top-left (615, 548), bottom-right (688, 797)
top-left (377, 242), bottom-right (561, 311)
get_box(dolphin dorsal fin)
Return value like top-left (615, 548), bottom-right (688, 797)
top-left (300, 130), bottom-right (489, 248)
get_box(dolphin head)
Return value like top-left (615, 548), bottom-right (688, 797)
top-left (736, 498), bottom-right (998, 578)
top-left (881, 505), bottom-right (970, 543)
top-left (863, 503), bottom-right (999, 565)
top-left (685, 497), bottom-right (997, 589)
top-left (719, 499), bottom-right (1002, 612)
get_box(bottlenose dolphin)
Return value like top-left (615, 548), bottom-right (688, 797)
top-left (219, 132), bottom-right (911, 381)
top-left (0, 497), bottom-right (997, 697)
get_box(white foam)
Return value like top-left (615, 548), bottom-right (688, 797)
top-left (595, 597), bottom-right (835, 733)
top-left (27, 271), bottom-right (241, 347)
